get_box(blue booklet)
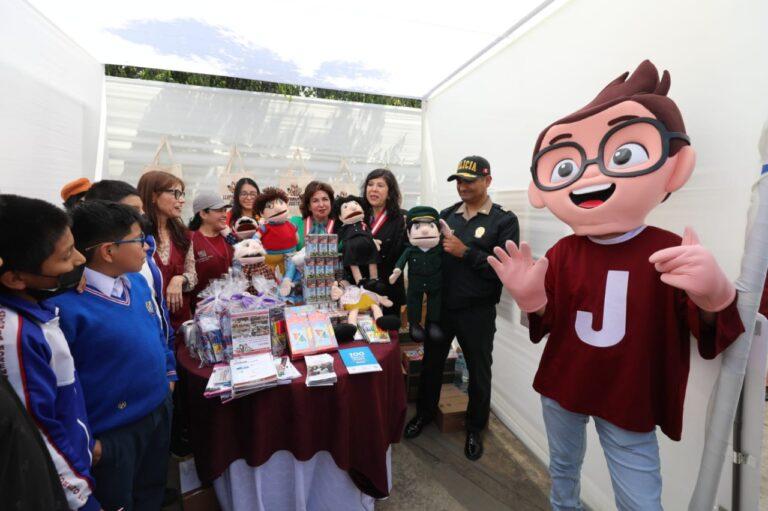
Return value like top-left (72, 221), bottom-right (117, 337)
top-left (339, 346), bottom-right (382, 374)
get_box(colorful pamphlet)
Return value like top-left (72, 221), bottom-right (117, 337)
top-left (274, 356), bottom-right (301, 384)
top-left (285, 305), bottom-right (339, 360)
top-left (356, 315), bottom-right (390, 343)
top-left (229, 352), bottom-right (278, 395)
top-left (339, 346), bottom-right (382, 375)
top-left (304, 353), bottom-right (337, 387)
top-left (229, 309), bottom-right (272, 356)
top-left (204, 364), bottom-right (232, 398)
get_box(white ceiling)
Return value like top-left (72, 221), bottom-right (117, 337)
top-left (27, 0), bottom-right (547, 98)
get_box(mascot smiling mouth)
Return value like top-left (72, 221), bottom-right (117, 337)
top-left (569, 183), bottom-right (616, 209)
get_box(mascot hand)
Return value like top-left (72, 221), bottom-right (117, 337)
top-left (649, 227), bottom-right (736, 312)
top-left (220, 225), bottom-right (233, 238)
top-left (487, 240), bottom-right (548, 313)
top-left (389, 268), bottom-right (402, 285)
top-left (279, 278), bottom-right (293, 297)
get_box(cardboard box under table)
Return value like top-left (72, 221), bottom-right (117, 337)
top-left (436, 384), bottom-right (469, 433)
top-left (400, 342), bottom-right (457, 402)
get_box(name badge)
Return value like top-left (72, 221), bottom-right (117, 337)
top-left (474, 227), bottom-right (486, 238)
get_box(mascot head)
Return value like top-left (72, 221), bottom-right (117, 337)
top-left (528, 60), bottom-right (695, 236)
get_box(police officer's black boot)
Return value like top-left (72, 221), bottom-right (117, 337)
top-left (409, 323), bottom-right (427, 343)
top-left (465, 431), bottom-right (483, 461)
top-left (404, 414), bottom-right (431, 439)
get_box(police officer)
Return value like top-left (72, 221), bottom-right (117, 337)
top-left (404, 156), bottom-right (519, 461)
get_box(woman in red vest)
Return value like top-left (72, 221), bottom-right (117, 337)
top-left (188, 191), bottom-right (235, 304)
top-left (137, 171), bottom-right (198, 334)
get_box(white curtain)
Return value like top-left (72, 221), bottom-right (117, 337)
top-left (0, 0), bottom-right (104, 205)
top-left (422, 0), bottom-right (768, 509)
top-left (104, 77), bottom-right (422, 215)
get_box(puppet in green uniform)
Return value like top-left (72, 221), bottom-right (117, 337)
top-left (389, 206), bottom-right (446, 343)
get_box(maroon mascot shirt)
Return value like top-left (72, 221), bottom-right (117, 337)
top-left (528, 226), bottom-right (744, 440)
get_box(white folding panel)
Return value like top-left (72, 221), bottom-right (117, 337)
top-left (0, 0), bottom-right (104, 205)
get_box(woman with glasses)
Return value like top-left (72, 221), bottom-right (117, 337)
top-left (137, 171), bottom-right (198, 332)
top-left (226, 177), bottom-right (261, 228)
top-left (188, 191), bottom-right (235, 305)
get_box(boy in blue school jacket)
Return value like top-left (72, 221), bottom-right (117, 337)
top-left (48, 200), bottom-right (177, 511)
top-left (85, 179), bottom-right (174, 354)
top-left (0, 194), bottom-right (99, 511)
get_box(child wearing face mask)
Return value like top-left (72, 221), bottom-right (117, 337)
top-left (0, 194), bottom-right (99, 511)
top-left (47, 201), bottom-right (176, 511)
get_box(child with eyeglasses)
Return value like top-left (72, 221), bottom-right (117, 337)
top-left (46, 200), bottom-right (176, 511)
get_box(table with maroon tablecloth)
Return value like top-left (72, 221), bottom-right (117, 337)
top-left (178, 337), bottom-right (406, 500)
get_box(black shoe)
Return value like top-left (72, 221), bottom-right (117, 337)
top-left (360, 278), bottom-right (388, 296)
top-left (404, 414), bottom-right (431, 439)
top-left (333, 323), bottom-right (357, 343)
top-left (426, 322), bottom-right (445, 344)
top-left (409, 324), bottom-right (427, 343)
top-left (465, 431), bottom-right (483, 461)
top-left (376, 315), bottom-right (401, 332)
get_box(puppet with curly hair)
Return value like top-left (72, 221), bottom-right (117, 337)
top-left (254, 187), bottom-right (299, 274)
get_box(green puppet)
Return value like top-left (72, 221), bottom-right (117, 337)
top-left (389, 206), bottom-right (446, 343)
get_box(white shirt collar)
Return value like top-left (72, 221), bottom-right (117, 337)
top-left (84, 267), bottom-right (128, 298)
top-left (587, 225), bottom-right (647, 245)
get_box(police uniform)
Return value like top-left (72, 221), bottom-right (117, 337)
top-left (415, 157), bottom-right (520, 437)
top-left (394, 206), bottom-right (443, 327)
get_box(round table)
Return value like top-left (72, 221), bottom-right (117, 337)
top-left (178, 337), bottom-right (406, 508)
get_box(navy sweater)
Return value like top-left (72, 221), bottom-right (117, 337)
top-left (47, 272), bottom-right (172, 435)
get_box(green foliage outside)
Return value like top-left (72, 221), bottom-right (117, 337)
top-left (105, 64), bottom-right (421, 108)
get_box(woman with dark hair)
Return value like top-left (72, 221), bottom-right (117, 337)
top-left (137, 171), bottom-right (197, 332)
top-left (360, 169), bottom-right (406, 316)
top-left (188, 191), bottom-right (235, 304)
top-left (226, 177), bottom-right (260, 227)
top-left (291, 181), bottom-right (335, 250)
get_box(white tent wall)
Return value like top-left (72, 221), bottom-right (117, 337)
top-left (0, 0), bottom-right (104, 205)
top-left (104, 77), bottom-right (421, 214)
top-left (423, 0), bottom-right (768, 510)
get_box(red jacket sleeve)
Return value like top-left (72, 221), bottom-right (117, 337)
top-left (687, 293), bottom-right (745, 360)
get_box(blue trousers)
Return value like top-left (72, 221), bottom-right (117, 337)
top-left (541, 396), bottom-right (663, 511)
top-left (93, 392), bottom-right (172, 511)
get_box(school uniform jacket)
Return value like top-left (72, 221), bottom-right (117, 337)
top-left (0, 293), bottom-right (99, 510)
